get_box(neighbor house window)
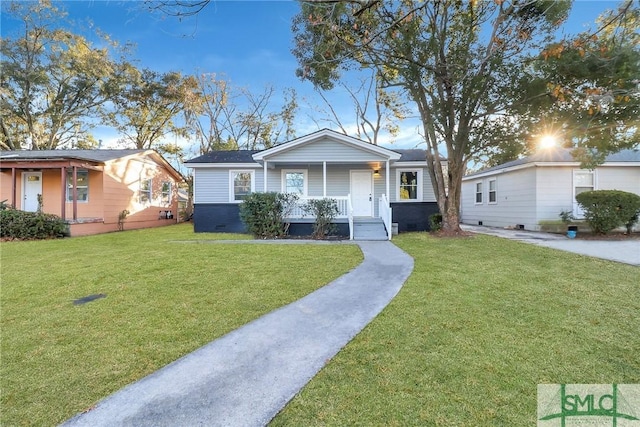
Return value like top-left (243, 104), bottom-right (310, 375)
top-left (488, 179), bottom-right (497, 203)
top-left (139, 178), bottom-right (152, 203)
top-left (66, 169), bottom-right (89, 202)
top-left (281, 170), bottom-right (307, 196)
top-left (475, 182), bottom-right (483, 204)
top-left (161, 181), bottom-right (172, 205)
top-left (230, 170), bottom-right (254, 202)
top-left (573, 170), bottom-right (595, 218)
top-left (397, 170), bottom-right (421, 201)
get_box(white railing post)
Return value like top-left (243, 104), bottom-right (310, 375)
top-left (347, 193), bottom-right (354, 240)
top-left (379, 193), bottom-right (392, 240)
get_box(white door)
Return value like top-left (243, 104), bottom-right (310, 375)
top-left (22, 172), bottom-right (42, 212)
top-left (350, 170), bottom-right (373, 217)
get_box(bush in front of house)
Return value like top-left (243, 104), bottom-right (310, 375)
top-left (429, 212), bottom-right (443, 232)
top-left (239, 192), bottom-right (299, 238)
top-left (303, 198), bottom-right (340, 239)
top-left (575, 190), bottom-right (640, 234)
top-left (0, 208), bottom-right (67, 240)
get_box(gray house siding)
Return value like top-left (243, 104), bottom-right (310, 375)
top-left (264, 139), bottom-right (389, 163)
top-left (461, 167), bottom-right (537, 229)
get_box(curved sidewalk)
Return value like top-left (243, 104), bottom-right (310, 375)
top-left (62, 241), bottom-right (414, 427)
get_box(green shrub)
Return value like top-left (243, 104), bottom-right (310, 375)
top-left (575, 190), bottom-right (640, 234)
top-left (303, 198), bottom-right (340, 239)
top-left (0, 208), bottom-right (67, 240)
top-left (239, 192), bottom-right (299, 238)
top-left (429, 213), bottom-right (443, 232)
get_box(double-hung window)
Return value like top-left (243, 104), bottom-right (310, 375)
top-left (161, 181), bottom-right (172, 205)
top-left (139, 178), bottom-right (152, 203)
top-left (573, 170), bottom-right (595, 218)
top-left (282, 170), bottom-right (307, 196)
top-left (488, 179), bottom-right (497, 204)
top-left (397, 170), bottom-right (422, 201)
top-left (66, 169), bottom-right (89, 202)
top-left (475, 182), bottom-right (483, 204)
top-left (230, 170), bottom-right (254, 202)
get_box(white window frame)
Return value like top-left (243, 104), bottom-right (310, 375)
top-left (396, 169), bottom-right (423, 202)
top-left (572, 169), bottom-right (596, 219)
top-left (475, 181), bottom-right (483, 204)
top-left (281, 169), bottom-right (308, 196)
top-left (229, 170), bottom-right (255, 203)
top-left (488, 179), bottom-right (497, 204)
top-left (161, 181), bottom-right (172, 205)
top-left (66, 169), bottom-right (89, 202)
top-left (139, 178), bottom-right (152, 204)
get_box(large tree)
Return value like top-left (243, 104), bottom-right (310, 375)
top-left (185, 73), bottom-right (298, 153)
top-left (104, 67), bottom-right (200, 150)
top-left (292, 0), bottom-right (571, 233)
top-left (0, 0), bottom-right (125, 150)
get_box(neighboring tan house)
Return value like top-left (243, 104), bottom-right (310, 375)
top-left (184, 129), bottom-right (441, 239)
top-left (0, 149), bottom-right (184, 236)
top-left (461, 148), bottom-right (640, 231)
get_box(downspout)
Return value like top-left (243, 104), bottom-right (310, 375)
top-left (263, 161), bottom-right (268, 193)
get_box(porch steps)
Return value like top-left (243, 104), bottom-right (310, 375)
top-left (352, 218), bottom-right (389, 241)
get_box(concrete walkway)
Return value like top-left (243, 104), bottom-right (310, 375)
top-left (461, 224), bottom-right (640, 266)
top-left (62, 241), bottom-right (414, 427)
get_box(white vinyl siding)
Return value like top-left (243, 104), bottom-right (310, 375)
top-left (265, 139), bottom-right (389, 163)
top-left (193, 168), bottom-right (262, 204)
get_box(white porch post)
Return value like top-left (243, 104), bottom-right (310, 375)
top-left (385, 160), bottom-right (390, 199)
top-left (323, 161), bottom-right (327, 197)
top-left (263, 161), bottom-right (268, 192)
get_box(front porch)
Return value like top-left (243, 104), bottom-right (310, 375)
top-left (284, 195), bottom-right (392, 241)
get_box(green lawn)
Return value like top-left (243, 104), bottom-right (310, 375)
top-left (0, 224), bottom-right (362, 426)
top-left (272, 232), bottom-right (640, 426)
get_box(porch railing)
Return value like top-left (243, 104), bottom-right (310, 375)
top-left (379, 194), bottom-right (392, 240)
top-left (286, 196), bottom-right (350, 219)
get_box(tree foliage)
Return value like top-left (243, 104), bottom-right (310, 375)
top-left (532, 1), bottom-right (639, 165)
top-left (0, 0), bottom-right (126, 150)
top-left (292, 0), bottom-right (571, 231)
top-left (104, 67), bottom-right (199, 150)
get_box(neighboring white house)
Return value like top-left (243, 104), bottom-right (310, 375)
top-left (184, 129), bottom-right (441, 239)
top-left (461, 148), bottom-right (640, 231)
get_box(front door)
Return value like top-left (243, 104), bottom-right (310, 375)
top-left (350, 170), bottom-right (373, 217)
top-left (22, 171), bottom-right (42, 212)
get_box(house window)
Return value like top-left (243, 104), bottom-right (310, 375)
top-left (488, 179), bottom-right (497, 203)
top-left (139, 178), bottom-right (152, 203)
top-left (230, 170), bottom-right (254, 202)
top-left (573, 170), bottom-right (595, 218)
top-left (475, 182), bottom-right (483, 204)
top-left (282, 170), bottom-right (307, 196)
top-left (66, 169), bottom-right (89, 202)
top-left (161, 181), bottom-right (172, 205)
top-left (397, 170), bottom-right (421, 201)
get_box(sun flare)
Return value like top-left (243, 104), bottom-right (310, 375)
top-left (539, 135), bottom-right (558, 149)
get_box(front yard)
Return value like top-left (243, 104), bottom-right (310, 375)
top-left (272, 233), bottom-right (640, 425)
top-left (0, 224), bottom-right (362, 426)
top-left (1, 225), bottom-right (638, 425)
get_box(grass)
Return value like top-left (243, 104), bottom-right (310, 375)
top-left (0, 223), bottom-right (362, 426)
top-left (271, 232), bottom-right (640, 426)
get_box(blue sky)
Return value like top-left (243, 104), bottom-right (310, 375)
top-left (1, 0), bottom-right (621, 150)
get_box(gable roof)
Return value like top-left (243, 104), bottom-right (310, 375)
top-left (0, 149), bottom-right (147, 162)
top-left (0, 149), bottom-right (184, 181)
top-left (252, 128), bottom-right (402, 162)
top-left (464, 147), bottom-right (640, 179)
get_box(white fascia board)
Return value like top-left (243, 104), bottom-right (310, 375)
top-left (185, 162), bottom-right (262, 169)
top-left (252, 129), bottom-right (402, 161)
top-left (392, 161), bottom-right (429, 168)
